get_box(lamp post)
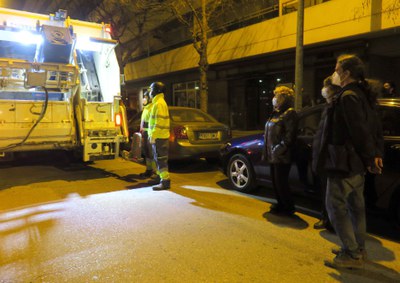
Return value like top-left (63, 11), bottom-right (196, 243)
top-left (295, 0), bottom-right (304, 111)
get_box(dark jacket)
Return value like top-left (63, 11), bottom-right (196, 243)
top-left (312, 103), bottom-right (330, 174)
top-left (264, 107), bottom-right (298, 164)
top-left (312, 82), bottom-right (383, 177)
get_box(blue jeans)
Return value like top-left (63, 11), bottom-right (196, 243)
top-left (326, 174), bottom-right (366, 258)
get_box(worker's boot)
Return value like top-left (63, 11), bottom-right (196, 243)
top-left (139, 170), bottom-right (153, 178)
top-left (152, 179), bottom-right (170, 191)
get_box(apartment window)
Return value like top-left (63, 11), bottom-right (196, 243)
top-left (281, 0), bottom-right (328, 15)
top-left (173, 81), bottom-right (200, 108)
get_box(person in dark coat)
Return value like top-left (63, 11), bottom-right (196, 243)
top-left (313, 54), bottom-right (384, 269)
top-left (264, 86), bottom-right (298, 215)
top-left (312, 76), bottom-right (341, 230)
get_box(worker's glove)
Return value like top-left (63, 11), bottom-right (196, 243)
top-left (149, 136), bottom-right (156, 144)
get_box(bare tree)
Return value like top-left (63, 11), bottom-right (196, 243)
top-left (385, 0), bottom-right (400, 22)
top-left (166, 0), bottom-right (228, 113)
top-left (355, 0), bottom-right (400, 21)
top-left (85, 0), bottom-right (274, 112)
top-left (164, 0), bottom-right (266, 112)
top-left (88, 0), bottom-right (164, 71)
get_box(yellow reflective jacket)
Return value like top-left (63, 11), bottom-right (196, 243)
top-left (148, 93), bottom-right (170, 139)
top-left (140, 102), bottom-right (152, 133)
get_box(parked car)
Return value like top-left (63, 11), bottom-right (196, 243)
top-left (220, 99), bottom-right (400, 225)
top-left (128, 106), bottom-right (231, 161)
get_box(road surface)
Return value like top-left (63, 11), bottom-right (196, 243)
top-left (0, 156), bottom-right (399, 282)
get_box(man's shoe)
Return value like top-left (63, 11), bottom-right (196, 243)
top-left (152, 179), bottom-right (171, 191)
top-left (326, 252), bottom-right (364, 269)
top-left (332, 247), bottom-right (367, 260)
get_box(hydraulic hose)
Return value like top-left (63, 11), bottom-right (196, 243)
top-left (0, 86), bottom-right (49, 151)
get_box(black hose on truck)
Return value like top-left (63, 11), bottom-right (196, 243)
top-left (0, 86), bottom-right (49, 151)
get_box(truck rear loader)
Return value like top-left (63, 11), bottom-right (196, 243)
top-left (0, 8), bottom-right (129, 162)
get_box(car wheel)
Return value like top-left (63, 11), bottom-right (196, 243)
top-left (227, 154), bottom-right (256, 193)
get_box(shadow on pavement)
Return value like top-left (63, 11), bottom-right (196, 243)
top-left (218, 179), bottom-right (309, 230)
top-left (125, 177), bottom-right (159, 190)
top-left (262, 211), bottom-right (309, 230)
top-left (0, 161), bottom-right (139, 191)
top-left (169, 159), bottom-right (219, 174)
top-left (0, 153), bottom-right (146, 213)
top-left (320, 231), bottom-right (397, 263)
top-left (326, 259), bottom-right (400, 282)
top-left (320, 230), bottom-right (400, 282)
top-left (216, 179), bottom-right (400, 242)
top-left (170, 186), bottom-right (267, 220)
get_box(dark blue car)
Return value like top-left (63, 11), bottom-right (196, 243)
top-left (220, 99), bottom-right (400, 225)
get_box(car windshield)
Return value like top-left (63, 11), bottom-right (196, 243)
top-left (169, 108), bottom-right (216, 122)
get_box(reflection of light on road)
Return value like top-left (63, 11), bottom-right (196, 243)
top-left (0, 203), bottom-right (66, 223)
top-left (182, 185), bottom-right (279, 204)
top-left (182, 185), bottom-right (247, 196)
top-left (66, 192), bottom-right (81, 199)
top-left (0, 202), bottom-right (66, 260)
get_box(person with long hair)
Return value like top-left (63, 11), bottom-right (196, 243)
top-left (315, 54), bottom-right (384, 269)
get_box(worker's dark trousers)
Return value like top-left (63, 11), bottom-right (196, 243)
top-left (152, 138), bottom-right (169, 180)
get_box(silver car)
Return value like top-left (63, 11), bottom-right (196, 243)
top-left (128, 106), bottom-right (231, 161)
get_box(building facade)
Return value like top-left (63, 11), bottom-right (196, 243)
top-left (124, 0), bottom-right (400, 130)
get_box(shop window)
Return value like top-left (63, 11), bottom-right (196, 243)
top-left (173, 81), bottom-right (200, 108)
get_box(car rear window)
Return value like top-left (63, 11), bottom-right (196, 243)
top-left (169, 109), bottom-right (215, 122)
top-left (378, 106), bottom-right (400, 136)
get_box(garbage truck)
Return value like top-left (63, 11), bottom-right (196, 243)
top-left (0, 7), bottom-right (129, 162)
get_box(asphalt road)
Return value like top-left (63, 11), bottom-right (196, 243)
top-left (0, 154), bottom-right (399, 282)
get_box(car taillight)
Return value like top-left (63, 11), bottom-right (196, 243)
top-left (173, 125), bottom-right (188, 139)
top-left (115, 113), bottom-right (122, 126)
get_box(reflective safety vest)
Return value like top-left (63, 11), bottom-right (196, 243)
top-left (148, 93), bottom-right (170, 139)
top-left (140, 102), bottom-right (152, 133)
